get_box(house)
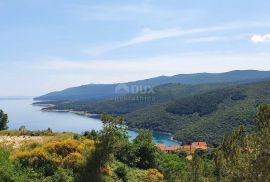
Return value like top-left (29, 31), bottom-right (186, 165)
top-left (156, 144), bottom-right (181, 152)
top-left (157, 142), bottom-right (208, 153)
top-left (191, 142), bottom-right (208, 150)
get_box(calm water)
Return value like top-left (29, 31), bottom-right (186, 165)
top-left (0, 98), bottom-right (179, 146)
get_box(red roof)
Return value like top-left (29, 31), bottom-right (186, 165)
top-left (157, 142), bottom-right (208, 152)
top-left (180, 145), bottom-right (192, 150)
top-left (191, 142), bottom-right (208, 149)
top-left (156, 144), bottom-right (181, 151)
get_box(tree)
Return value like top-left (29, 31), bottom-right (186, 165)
top-left (255, 104), bottom-right (270, 130)
top-left (0, 110), bottom-right (8, 130)
top-left (116, 142), bottom-right (139, 167)
top-left (158, 152), bottom-right (189, 181)
top-left (250, 105), bottom-right (270, 181)
top-left (191, 150), bottom-right (203, 182)
top-left (214, 126), bottom-right (251, 181)
top-left (82, 113), bottom-right (127, 181)
top-left (83, 130), bottom-right (99, 140)
top-left (133, 130), bottom-right (158, 169)
top-left (214, 105), bottom-right (270, 181)
top-left (116, 130), bottom-right (159, 169)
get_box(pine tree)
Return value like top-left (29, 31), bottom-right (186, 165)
top-left (250, 105), bottom-right (270, 181)
top-left (82, 113), bottom-right (127, 181)
top-left (214, 105), bottom-right (270, 181)
top-left (191, 150), bottom-right (203, 182)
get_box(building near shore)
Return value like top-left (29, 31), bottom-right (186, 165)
top-left (157, 142), bottom-right (207, 153)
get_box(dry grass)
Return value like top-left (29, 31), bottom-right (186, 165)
top-left (0, 136), bottom-right (55, 149)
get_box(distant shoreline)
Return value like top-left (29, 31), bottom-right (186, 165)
top-left (45, 109), bottom-right (181, 144)
top-left (41, 107), bottom-right (101, 119)
top-left (33, 101), bottom-right (181, 144)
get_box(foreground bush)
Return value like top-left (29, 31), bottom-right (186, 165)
top-left (12, 138), bottom-right (96, 178)
top-left (145, 168), bottom-right (164, 182)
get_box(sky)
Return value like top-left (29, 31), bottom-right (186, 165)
top-left (0, 0), bottom-right (270, 96)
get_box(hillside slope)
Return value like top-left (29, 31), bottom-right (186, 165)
top-left (125, 81), bottom-right (270, 144)
top-left (49, 82), bottom-right (234, 114)
top-left (35, 70), bottom-right (270, 102)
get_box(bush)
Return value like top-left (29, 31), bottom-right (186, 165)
top-left (100, 165), bottom-right (112, 177)
top-left (63, 152), bottom-right (83, 168)
top-left (145, 168), bottom-right (164, 181)
top-left (12, 138), bottom-right (96, 177)
top-left (44, 139), bottom-right (80, 158)
top-left (114, 164), bottom-right (128, 182)
top-left (77, 139), bottom-right (95, 152)
top-left (43, 168), bottom-right (74, 182)
top-left (0, 148), bottom-right (14, 181)
top-left (83, 130), bottom-right (100, 140)
top-left (13, 147), bottom-right (56, 175)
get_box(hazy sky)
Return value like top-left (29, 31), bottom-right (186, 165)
top-left (1, 0), bottom-right (270, 96)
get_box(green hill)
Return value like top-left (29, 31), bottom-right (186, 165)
top-left (49, 82), bottom-right (234, 114)
top-left (35, 70), bottom-right (270, 102)
top-left (125, 81), bottom-right (270, 144)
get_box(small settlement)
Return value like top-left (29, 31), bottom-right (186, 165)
top-left (157, 142), bottom-right (208, 153)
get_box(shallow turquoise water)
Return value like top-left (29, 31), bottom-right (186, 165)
top-left (0, 98), bottom-right (179, 146)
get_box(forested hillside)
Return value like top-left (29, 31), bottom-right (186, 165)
top-left (35, 70), bottom-right (270, 102)
top-left (43, 80), bottom-right (270, 144)
top-left (49, 83), bottom-right (233, 114)
top-left (126, 81), bottom-right (270, 144)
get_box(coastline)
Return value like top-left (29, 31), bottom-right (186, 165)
top-left (34, 102), bottom-right (181, 144)
top-left (41, 108), bottom-right (101, 118)
top-left (127, 127), bottom-right (181, 145)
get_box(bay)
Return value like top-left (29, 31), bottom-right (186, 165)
top-left (0, 98), bottom-right (179, 146)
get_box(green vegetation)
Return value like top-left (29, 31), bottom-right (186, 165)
top-left (126, 81), bottom-right (270, 144)
top-left (0, 107), bottom-right (270, 181)
top-left (0, 112), bottom-right (190, 181)
top-left (35, 70), bottom-right (270, 102)
top-left (49, 83), bottom-right (232, 114)
top-left (43, 80), bottom-right (270, 144)
top-left (213, 105), bottom-right (270, 181)
top-left (166, 89), bottom-right (246, 116)
top-left (0, 110), bottom-right (8, 130)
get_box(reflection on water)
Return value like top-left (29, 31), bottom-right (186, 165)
top-left (0, 98), bottom-right (179, 146)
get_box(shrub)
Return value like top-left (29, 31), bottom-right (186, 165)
top-left (63, 152), bottom-right (83, 168)
top-left (114, 164), bottom-right (128, 182)
top-left (44, 139), bottom-right (80, 158)
top-left (100, 165), bottom-right (113, 177)
top-left (77, 139), bottom-right (95, 152)
top-left (0, 148), bottom-right (14, 181)
top-left (83, 130), bottom-right (100, 140)
top-left (43, 168), bottom-right (74, 182)
top-left (12, 138), bottom-right (96, 175)
top-left (145, 168), bottom-right (164, 181)
top-left (13, 147), bottom-right (56, 176)
top-left (14, 147), bottom-right (48, 167)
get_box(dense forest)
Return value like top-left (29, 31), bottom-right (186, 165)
top-left (36, 70), bottom-right (270, 102)
top-left (0, 105), bottom-right (270, 181)
top-left (126, 81), bottom-right (270, 144)
top-left (49, 83), bottom-right (233, 114)
top-left (44, 80), bottom-right (270, 144)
